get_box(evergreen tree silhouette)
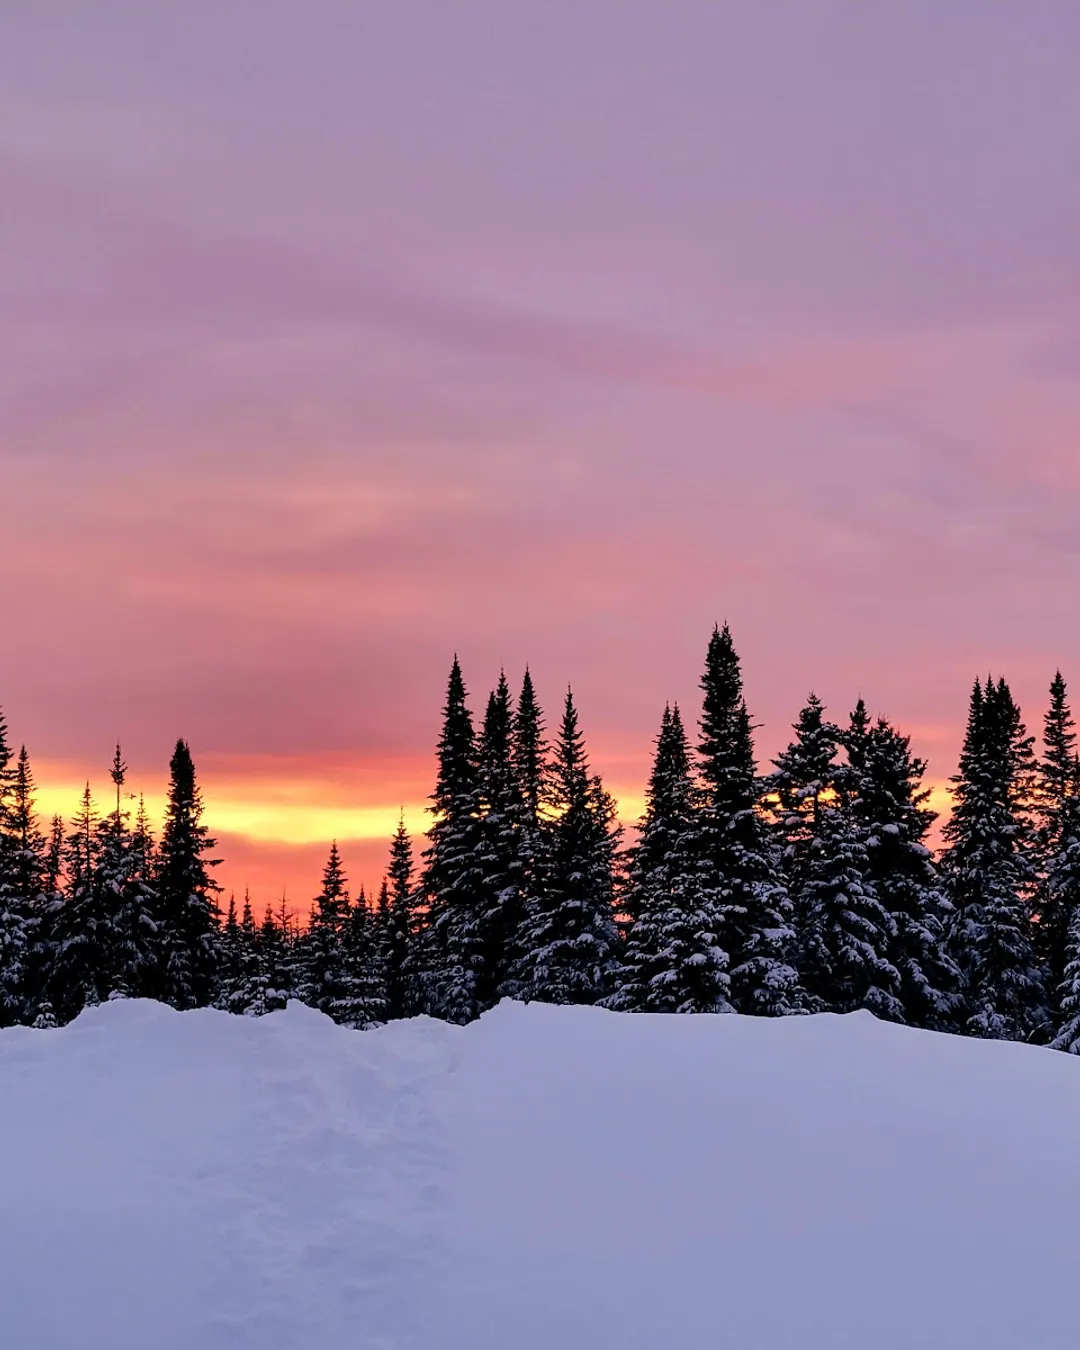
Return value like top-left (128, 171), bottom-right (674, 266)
top-left (1035, 673), bottom-right (1080, 1019)
top-left (845, 709), bottom-right (959, 1029)
top-left (477, 673), bottom-right (526, 1006)
top-left (422, 658), bottom-right (484, 1023)
top-left (0, 714), bottom-right (30, 1025)
top-left (697, 625), bottom-right (799, 1015)
top-left (517, 689), bottom-right (620, 1005)
top-left (154, 740), bottom-right (221, 1009)
top-left (943, 678), bottom-right (1044, 1040)
top-left (611, 704), bottom-right (731, 1012)
top-left (385, 813), bottom-right (418, 1019)
top-left (297, 842), bottom-right (352, 1018)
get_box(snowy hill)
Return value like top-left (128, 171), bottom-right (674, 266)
top-left (3, 1001), bottom-right (1080, 1350)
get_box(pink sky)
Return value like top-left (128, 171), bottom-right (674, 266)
top-left (3, 2), bottom-right (1080, 911)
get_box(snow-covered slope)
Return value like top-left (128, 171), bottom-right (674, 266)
top-left (3, 1000), bottom-right (1080, 1350)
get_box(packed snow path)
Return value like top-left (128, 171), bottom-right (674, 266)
top-left (4, 1000), bottom-right (1080, 1348)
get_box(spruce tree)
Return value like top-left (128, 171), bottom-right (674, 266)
top-left (774, 695), bottom-right (900, 1015)
top-left (340, 885), bottom-right (388, 1028)
top-left (32, 814), bottom-right (65, 1021)
top-left (696, 625), bottom-right (799, 1015)
top-left (477, 673), bottom-right (526, 1006)
top-left (50, 784), bottom-right (105, 1020)
top-left (297, 842), bottom-right (353, 1019)
top-left (9, 748), bottom-right (50, 1021)
top-left (611, 704), bottom-right (731, 1012)
top-left (215, 895), bottom-right (243, 1011)
top-left (797, 791), bottom-right (902, 1018)
top-left (845, 710), bottom-right (959, 1029)
top-left (94, 747), bottom-right (158, 1000)
top-left (772, 693), bottom-right (839, 892)
top-left (509, 667), bottom-right (549, 995)
top-left (384, 814), bottom-right (418, 1019)
top-left (1035, 673), bottom-right (1080, 1011)
top-left (1051, 906), bottom-right (1080, 1053)
top-left (771, 694), bottom-right (840, 990)
top-left (231, 892), bottom-right (269, 1015)
top-left (514, 668), bottom-right (548, 826)
top-left (517, 689), bottom-right (620, 1005)
top-left (0, 715), bottom-right (30, 1025)
top-left (9, 748), bottom-right (45, 903)
top-left (943, 677), bottom-right (1044, 1040)
top-left (257, 903), bottom-right (295, 1011)
top-left (44, 815), bottom-right (64, 897)
top-left (422, 659), bottom-right (485, 1024)
top-left (154, 739), bottom-right (221, 1009)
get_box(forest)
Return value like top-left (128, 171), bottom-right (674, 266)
top-left (2, 625), bottom-right (1078, 1051)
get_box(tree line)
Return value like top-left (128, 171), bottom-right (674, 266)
top-left (2, 625), bottom-right (1080, 1051)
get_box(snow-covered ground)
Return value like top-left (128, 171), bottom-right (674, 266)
top-left (3, 1000), bottom-right (1080, 1349)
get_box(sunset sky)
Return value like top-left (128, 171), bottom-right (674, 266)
top-left (4, 2), bottom-right (1080, 911)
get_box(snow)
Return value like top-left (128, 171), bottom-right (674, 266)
top-left (4, 1000), bottom-right (1080, 1348)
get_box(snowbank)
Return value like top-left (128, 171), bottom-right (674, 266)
top-left (3, 999), bottom-right (1080, 1349)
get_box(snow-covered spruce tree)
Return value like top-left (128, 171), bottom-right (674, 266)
top-left (153, 740), bottom-right (222, 1010)
top-left (770, 693), bottom-right (840, 992)
top-left (296, 842), bottom-right (353, 1019)
top-left (94, 747), bottom-right (159, 1001)
top-left (384, 813), bottom-right (418, 1019)
top-left (43, 814), bottom-right (64, 899)
top-left (422, 658), bottom-right (485, 1024)
top-left (771, 693), bottom-right (839, 897)
top-left (50, 750), bottom-right (154, 1014)
top-left (0, 714), bottom-right (31, 1025)
top-left (257, 903), bottom-right (296, 1011)
top-left (843, 707), bottom-right (959, 1030)
top-left (517, 689), bottom-right (620, 1006)
top-left (230, 893), bottom-right (270, 1015)
top-left (339, 885), bottom-right (388, 1028)
top-left (1051, 906), bottom-right (1080, 1053)
top-left (1035, 673), bottom-right (1080, 1013)
top-left (8, 747), bottom-right (50, 1023)
top-left (942, 677), bottom-right (1044, 1041)
top-left (798, 797), bottom-right (902, 1019)
top-left (477, 673), bottom-right (526, 1007)
top-left (9, 749), bottom-right (46, 912)
top-left (773, 695), bottom-right (900, 1015)
top-left (50, 784), bottom-right (105, 1021)
top-left (508, 667), bottom-right (550, 992)
top-left (30, 814), bottom-right (65, 1022)
top-left (216, 895), bottom-right (243, 1011)
top-left (696, 625), bottom-right (799, 1015)
top-left (610, 704), bottom-right (731, 1012)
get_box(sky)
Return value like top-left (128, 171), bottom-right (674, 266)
top-left (3, 1), bottom-right (1080, 912)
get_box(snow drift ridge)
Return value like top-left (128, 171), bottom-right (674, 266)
top-left (2, 998), bottom-right (1079, 1349)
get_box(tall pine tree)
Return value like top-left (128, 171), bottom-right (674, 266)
top-left (0, 714), bottom-right (30, 1025)
top-left (10, 748), bottom-right (51, 1021)
top-left (517, 689), bottom-right (620, 1005)
top-left (942, 678), bottom-right (1044, 1040)
top-left (611, 704), bottom-right (731, 1012)
top-left (50, 783), bottom-right (104, 1020)
top-left (509, 667), bottom-right (549, 996)
top-left (696, 625), bottom-right (799, 1015)
top-left (95, 747), bottom-right (158, 999)
top-left (774, 695), bottom-right (899, 1016)
top-left (1035, 673), bottom-right (1080, 1020)
top-left (477, 673), bottom-right (526, 1007)
top-left (153, 739), bottom-right (221, 1009)
top-left (384, 813), bottom-right (418, 1019)
top-left (297, 842), bottom-right (353, 1019)
top-left (422, 659), bottom-right (485, 1024)
top-left (844, 709), bottom-right (959, 1029)
top-left (340, 885), bottom-right (388, 1028)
